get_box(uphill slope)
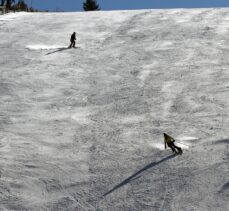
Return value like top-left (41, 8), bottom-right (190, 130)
top-left (0, 9), bottom-right (228, 210)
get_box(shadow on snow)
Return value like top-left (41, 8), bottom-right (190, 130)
top-left (213, 139), bottom-right (229, 145)
top-left (103, 154), bottom-right (176, 197)
top-left (219, 181), bottom-right (229, 195)
top-left (46, 47), bottom-right (70, 55)
top-left (221, 181), bottom-right (229, 190)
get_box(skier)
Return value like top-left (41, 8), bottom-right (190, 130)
top-left (69, 32), bottom-right (76, 48)
top-left (164, 133), bottom-right (183, 154)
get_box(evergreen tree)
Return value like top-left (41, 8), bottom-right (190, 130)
top-left (6, 0), bottom-right (13, 10)
top-left (16, 0), bottom-right (28, 11)
top-left (83, 0), bottom-right (100, 11)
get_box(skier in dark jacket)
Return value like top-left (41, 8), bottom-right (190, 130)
top-left (69, 32), bottom-right (76, 48)
top-left (164, 133), bottom-right (183, 154)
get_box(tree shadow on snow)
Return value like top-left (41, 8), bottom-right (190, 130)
top-left (219, 181), bottom-right (229, 195)
top-left (46, 47), bottom-right (70, 55)
top-left (103, 154), bottom-right (176, 197)
top-left (221, 181), bottom-right (229, 190)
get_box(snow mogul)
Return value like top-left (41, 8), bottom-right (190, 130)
top-left (164, 133), bottom-right (183, 154)
top-left (69, 32), bottom-right (76, 48)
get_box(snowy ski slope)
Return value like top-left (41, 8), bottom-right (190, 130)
top-left (0, 9), bottom-right (228, 210)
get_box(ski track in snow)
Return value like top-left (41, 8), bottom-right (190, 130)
top-left (0, 9), bottom-right (228, 210)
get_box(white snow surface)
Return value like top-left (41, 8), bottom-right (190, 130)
top-left (0, 9), bottom-right (228, 210)
top-left (26, 45), bottom-right (67, 50)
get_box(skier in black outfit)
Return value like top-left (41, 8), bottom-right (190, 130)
top-left (69, 32), bottom-right (76, 48)
top-left (164, 133), bottom-right (183, 154)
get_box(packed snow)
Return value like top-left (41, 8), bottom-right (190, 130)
top-left (26, 45), bottom-right (67, 50)
top-left (0, 8), bottom-right (228, 210)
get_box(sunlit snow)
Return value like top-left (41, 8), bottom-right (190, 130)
top-left (0, 8), bottom-right (228, 211)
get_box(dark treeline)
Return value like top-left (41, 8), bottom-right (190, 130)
top-left (1, 0), bottom-right (46, 12)
top-left (1, 0), bottom-right (102, 13)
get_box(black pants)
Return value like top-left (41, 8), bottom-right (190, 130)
top-left (69, 41), bottom-right (75, 48)
top-left (167, 142), bottom-right (182, 153)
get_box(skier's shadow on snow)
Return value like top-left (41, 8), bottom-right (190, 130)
top-left (214, 139), bottom-right (229, 145)
top-left (46, 47), bottom-right (70, 55)
top-left (103, 154), bottom-right (176, 197)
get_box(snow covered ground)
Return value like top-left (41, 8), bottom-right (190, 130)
top-left (0, 9), bottom-right (228, 210)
